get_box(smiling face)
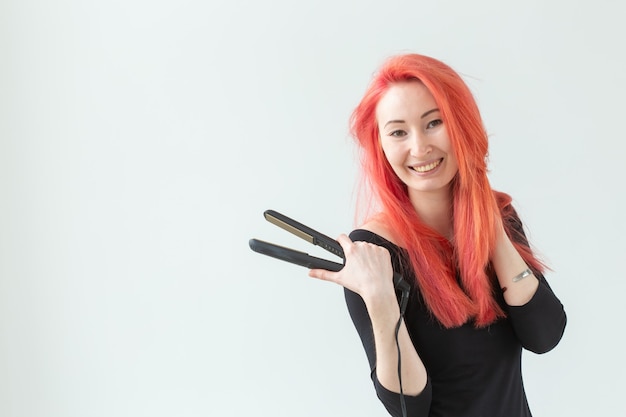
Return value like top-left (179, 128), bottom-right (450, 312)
top-left (376, 81), bottom-right (459, 203)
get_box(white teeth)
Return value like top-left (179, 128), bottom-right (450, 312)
top-left (413, 159), bottom-right (441, 173)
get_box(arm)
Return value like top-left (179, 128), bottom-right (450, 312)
top-left (492, 213), bottom-right (567, 353)
top-left (492, 226), bottom-right (539, 307)
top-left (309, 233), bottom-right (431, 416)
top-left (345, 287), bottom-right (432, 417)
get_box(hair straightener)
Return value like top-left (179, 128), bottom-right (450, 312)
top-left (248, 209), bottom-right (410, 312)
top-left (249, 209), bottom-right (411, 416)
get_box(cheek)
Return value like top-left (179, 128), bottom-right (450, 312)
top-left (447, 154), bottom-right (460, 174)
top-left (380, 141), bottom-right (402, 165)
top-left (383, 150), bottom-right (408, 180)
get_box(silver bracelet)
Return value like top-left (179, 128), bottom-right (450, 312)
top-left (512, 268), bottom-right (533, 282)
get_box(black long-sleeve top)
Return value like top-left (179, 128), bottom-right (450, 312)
top-left (344, 226), bottom-right (566, 417)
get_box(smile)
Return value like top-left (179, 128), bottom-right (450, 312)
top-left (411, 158), bottom-right (443, 173)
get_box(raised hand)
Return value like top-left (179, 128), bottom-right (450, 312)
top-left (308, 234), bottom-right (397, 304)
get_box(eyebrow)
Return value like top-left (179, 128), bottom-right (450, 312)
top-left (420, 108), bottom-right (440, 119)
top-left (383, 108), bottom-right (440, 128)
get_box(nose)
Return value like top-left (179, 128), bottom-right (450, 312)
top-left (408, 132), bottom-right (431, 157)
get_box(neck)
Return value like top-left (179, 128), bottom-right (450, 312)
top-left (408, 188), bottom-right (454, 239)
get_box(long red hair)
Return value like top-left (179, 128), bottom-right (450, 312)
top-left (350, 54), bottom-right (545, 327)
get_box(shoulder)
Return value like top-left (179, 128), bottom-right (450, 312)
top-left (350, 214), bottom-right (399, 247)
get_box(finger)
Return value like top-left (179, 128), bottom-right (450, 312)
top-left (336, 233), bottom-right (353, 251)
top-left (308, 268), bottom-right (338, 283)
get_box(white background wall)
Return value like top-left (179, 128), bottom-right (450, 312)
top-left (1, 1), bottom-right (624, 416)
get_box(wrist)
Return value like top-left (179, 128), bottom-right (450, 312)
top-left (362, 287), bottom-right (400, 318)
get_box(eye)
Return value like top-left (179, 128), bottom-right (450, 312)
top-left (426, 119), bottom-right (443, 129)
top-left (389, 129), bottom-right (407, 138)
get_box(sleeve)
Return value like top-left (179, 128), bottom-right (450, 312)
top-left (343, 229), bottom-right (432, 417)
top-left (504, 210), bottom-right (567, 354)
top-left (506, 275), bottom-right (567, 353)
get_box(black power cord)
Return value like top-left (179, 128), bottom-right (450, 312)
top-left (395, 281), bottom-right (410, 417)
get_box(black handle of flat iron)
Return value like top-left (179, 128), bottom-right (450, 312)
top-left (249, 238), bottom-right (409, 294)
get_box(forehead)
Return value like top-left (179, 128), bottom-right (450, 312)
top-left (375, 81), bottom-right (437, 121)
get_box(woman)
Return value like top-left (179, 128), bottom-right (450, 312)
top-left (308, 54), bottom-right (566, 417)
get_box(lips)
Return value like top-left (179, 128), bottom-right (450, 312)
top-left (410, 158), bottom-right (443, 173)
